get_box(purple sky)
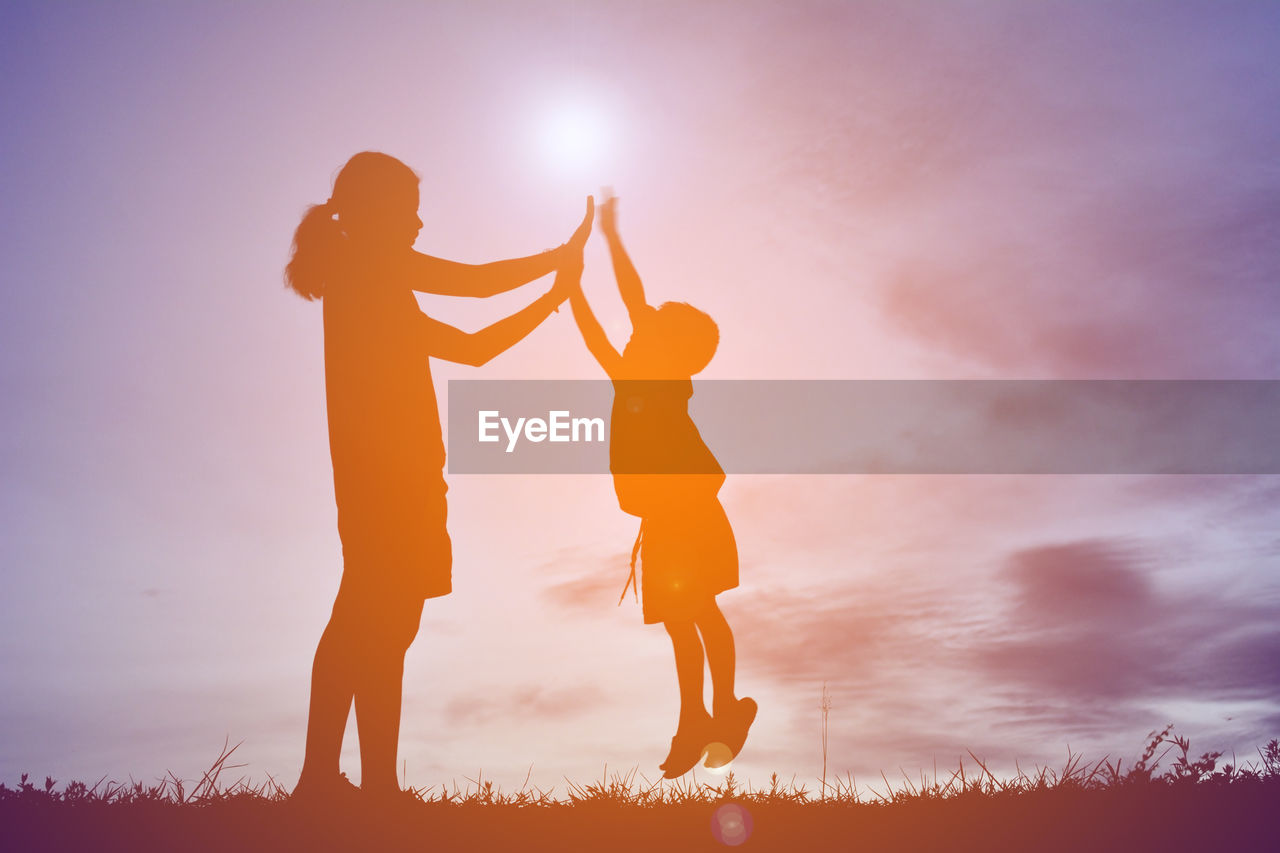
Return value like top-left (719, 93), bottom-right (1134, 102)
top-left (1, 1), bottom-right (1278, 793)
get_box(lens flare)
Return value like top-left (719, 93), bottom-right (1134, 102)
top-left (711, 802), bottom-right (753, 847)
top-left (703, 741), bottom-right (734, 774)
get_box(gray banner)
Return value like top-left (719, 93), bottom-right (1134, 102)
top-left (446, 380), bottom-right (1280, 474)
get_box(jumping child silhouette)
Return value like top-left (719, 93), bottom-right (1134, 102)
top-left (568, 190), bottom-right (756, 778)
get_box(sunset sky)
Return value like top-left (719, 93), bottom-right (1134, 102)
top-left (2, 1), bottom-right (1278, 794)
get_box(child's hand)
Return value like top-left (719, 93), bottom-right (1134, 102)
top-left (599, 188), bottom-right (618, 233)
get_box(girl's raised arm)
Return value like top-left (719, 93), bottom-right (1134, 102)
top-left (399, 197), bottom-right (596, 297)
top-left (417, 280), bottom-right (568, 367)
top-left (397, 248), bottom-right (561, 298)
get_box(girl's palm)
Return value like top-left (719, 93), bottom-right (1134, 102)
top-left (569, 196), bottom-right (595, 248)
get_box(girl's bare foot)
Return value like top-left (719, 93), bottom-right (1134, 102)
top-left (290, 771), bottom-right (361, 807)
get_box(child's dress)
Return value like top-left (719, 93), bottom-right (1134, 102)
top-left (610, 379), bottom-right (738, 624)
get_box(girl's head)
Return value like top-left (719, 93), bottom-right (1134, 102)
top-left (627, 301), bottom-right (720, 377)
top-left (284, 151), bottom-right (422, 300)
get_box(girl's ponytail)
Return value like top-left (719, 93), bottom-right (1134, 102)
top-left (284, 200), bottom-right (343, 301)
top-left (286, 152), bottom-right (419, 299)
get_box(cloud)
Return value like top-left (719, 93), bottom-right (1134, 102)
top-left (718, 1), bottom-right (1280, 378)
top-left (542, 564), bottom-right (633, 612)
top-left (696, 529), bottom-right (1278, 772)
top-left (443, 684), bottom-right (606, 728)
top-left (877, 177), bottom-right (1280, 378)
top-left (1002, 540), bottom-right (1153, 623)
top-left (537, 544), bottom-right (636, 612)
top-left (730, 581), bottom-right (962, 691)
top-left (974, 539), bottom-right (1280, 712)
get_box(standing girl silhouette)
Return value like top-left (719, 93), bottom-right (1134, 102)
top-left (284, 152), bottom-right (591, 802)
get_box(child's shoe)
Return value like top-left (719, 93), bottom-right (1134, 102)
top-left (705, 697), bottom-right (758, 769)
top-left (660, 717), bottom-right (714, 779)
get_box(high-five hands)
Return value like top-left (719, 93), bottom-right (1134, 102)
top-left (552, 195), bottom-right (594, 309)
top-left (568, 195), bottom-right (594, 252)
top-left (598, 187), bottom-right (617, 235)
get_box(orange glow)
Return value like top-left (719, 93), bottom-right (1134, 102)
top-left (4, 1), bottom-right (1277, 806)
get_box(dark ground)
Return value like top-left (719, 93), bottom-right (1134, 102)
top-left (4, 782), bottom-right (1275, 853)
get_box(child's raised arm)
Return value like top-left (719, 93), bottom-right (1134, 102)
top-left (599, 191), bottom-right (650, 324)
top-left (569, 279), bottom-right (623, 379)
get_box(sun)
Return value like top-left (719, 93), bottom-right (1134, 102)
top-left (539, 100), bottom-right (610, 174)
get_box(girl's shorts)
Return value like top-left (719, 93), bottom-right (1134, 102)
top-left (337, 475), bottom-right (453, 601)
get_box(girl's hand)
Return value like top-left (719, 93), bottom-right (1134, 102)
top-left (550, 238), bottom-right (585, 311)
top-left (559, 248), bottom-right (584, 280)
top-left (549, 260), bottom-right (581, 311)
top-left (567, 195), bottom-right (595, 250)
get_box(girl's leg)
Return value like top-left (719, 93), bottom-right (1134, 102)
top-left (694, 599), bottom-right (738, 717)
top-left (664, 619), bottom-right (710, 730)
top-left (299, 613), bottom-right (357, 785)
top-left (351, 648), bottom-right (408, 793)
top-left (352, 597), bottom-right (424, 795)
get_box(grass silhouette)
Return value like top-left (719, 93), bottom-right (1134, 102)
top-left (3, 728), bottom-right (1276, 852)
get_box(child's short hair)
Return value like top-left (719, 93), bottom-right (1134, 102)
top-left (654, 301), bottom-right (719, 376)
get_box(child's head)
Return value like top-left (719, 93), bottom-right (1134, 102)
top-left (628, 301), bottom-right (720, 377)
top-left (285, 151), bottom-right (421, 300)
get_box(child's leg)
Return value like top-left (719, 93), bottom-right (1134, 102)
top-left (694, 599), bottom-right (738, 717)
top-left (664, 619), bottom-right (711, 730)
top-left (695, 597), bottom-right (755, 767)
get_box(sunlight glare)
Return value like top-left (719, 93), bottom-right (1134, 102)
top-left (539, 100), bottom-right (610, 175)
